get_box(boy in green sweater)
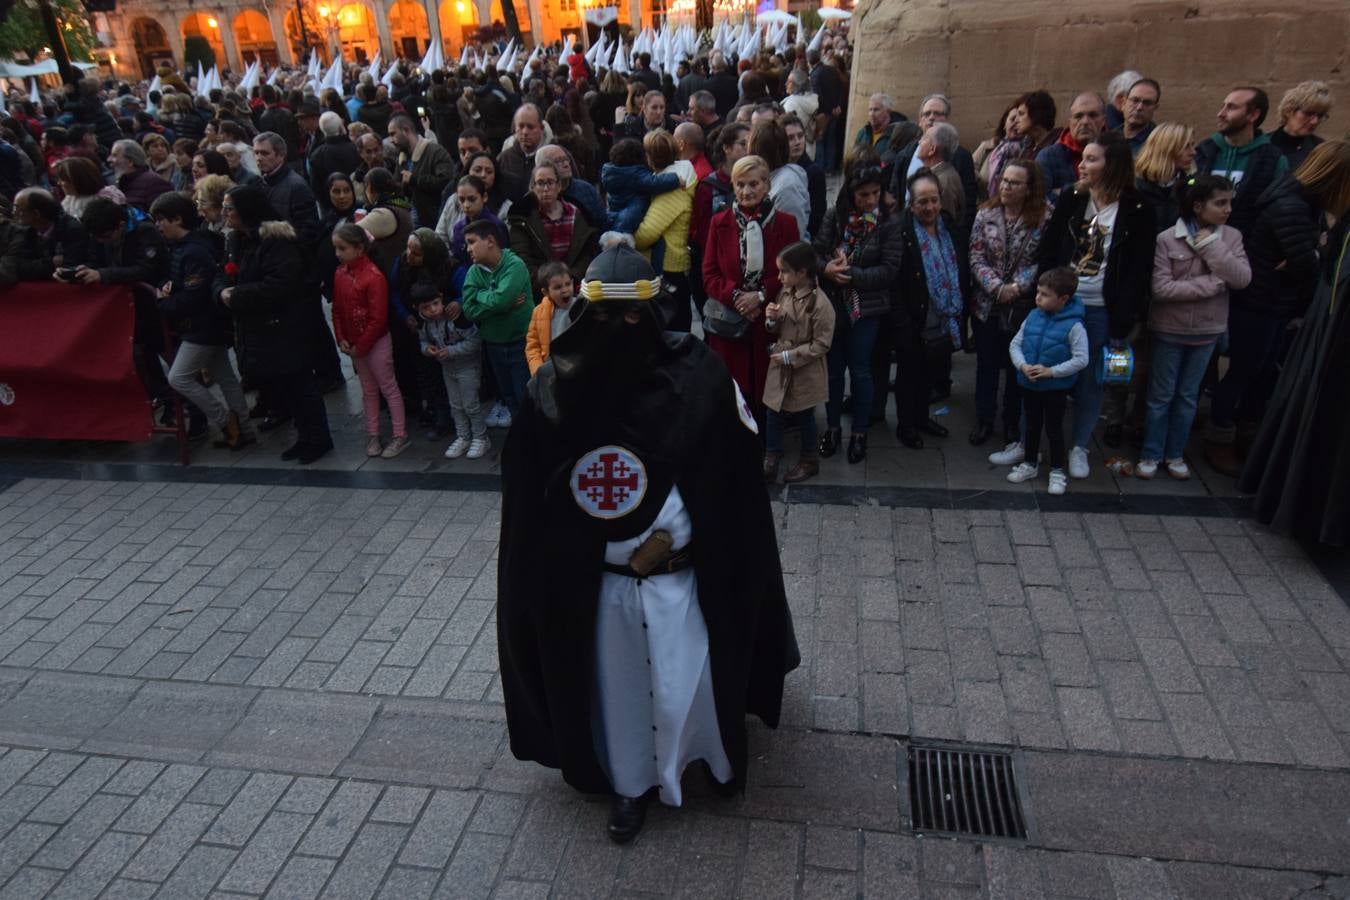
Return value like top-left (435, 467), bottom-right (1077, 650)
top-left (461, 219), bottom-right (533, 426)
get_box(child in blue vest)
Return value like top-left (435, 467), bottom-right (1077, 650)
top-left (1006, 267), bottom-right (1089, 495)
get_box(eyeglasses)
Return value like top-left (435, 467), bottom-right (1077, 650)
top-left (533, 179), bottom-right (559, 189)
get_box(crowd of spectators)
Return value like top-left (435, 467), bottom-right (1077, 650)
top-left (0, 37), bottom-right (1345, 537)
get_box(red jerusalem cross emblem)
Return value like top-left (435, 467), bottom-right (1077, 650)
top-left (571, 446), bottom-right (647, 519)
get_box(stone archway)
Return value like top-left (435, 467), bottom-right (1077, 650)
top-left (333, 3), bottom-right (380, 63)
top-left (438, 0), bottom-right (478, 56)
top-left (233, 10), bottom-right (279, 67)
top-left (388, 0), bottom-right (431, 60)
top-left (129, 16), bottom-right (172, 77)
top-left (180, 11), bottom-right (226, 72)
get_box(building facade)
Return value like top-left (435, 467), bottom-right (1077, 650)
top-left (101, 0), bottom-right (683, 80)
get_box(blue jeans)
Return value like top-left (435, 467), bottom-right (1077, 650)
top-left (765, 407), bottom-right (819, 456)
top-left (825, 313), bottom-right (881, 433)
top-left (485, 339), bottom-right (529, 417)
top-left (973, 315), bottom-right (1021, 428)
top-left (1141, 336), bottom-right (1216, 461)
top-left (1071, 305), bottom-right (1110, 450)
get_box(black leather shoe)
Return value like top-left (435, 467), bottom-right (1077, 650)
top-left (607, 794), bottom-right (647, 844)
top-left (248, 403), bottom-right (269, 421)
top-left (280, 442), bottom-right (304, 461)
top-left (1104, 423), bottom-right (1123, 448)
top-left (920, 418), bottom-right (949, 438)
top-left (897, 427), bottom-right (924, 450)
top-left (297, 440), bottom-right (334, 465)
top-left (846, 433), bottom-right (867, 464)
top-left (968, 422), bottom-right (993, 446)
top-left (819, 427), bottom-right (841, 459)
top-left (259, 413), bottom-right (292, 433)
top-left (703, 761), bottom-right (740, 798)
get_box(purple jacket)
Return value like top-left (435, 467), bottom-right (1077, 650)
top-left (117, 166), bottom-right (174, 214)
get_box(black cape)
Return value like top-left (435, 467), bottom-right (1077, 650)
top-left (1238, 218), bottom-right (1350, 546)
top-left (497, 333), bottom-right (800, 795)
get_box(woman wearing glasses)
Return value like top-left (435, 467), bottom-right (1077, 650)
top-left (968, 160), bottom-right (1049, 448)
top-left (214, 185), bottom-right (333, 465)
top-left (507, 161), bottom-right (599, 291)
top-left (1270, 82), bottom-right (1334, 170)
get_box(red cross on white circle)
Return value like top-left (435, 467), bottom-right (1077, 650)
top-left (571, 446), bottom-right (647, 519)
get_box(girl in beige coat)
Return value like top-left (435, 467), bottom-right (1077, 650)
top-left (764, 242), bottom-right (837, 483)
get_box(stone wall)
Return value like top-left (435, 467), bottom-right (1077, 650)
top-left (845, 0), bottom-right (1349, 153)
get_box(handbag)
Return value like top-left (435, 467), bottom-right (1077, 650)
top-left (1100, 343), bottom-right (1134, 384)
top-left (702, 297), bottom-right (749, 340)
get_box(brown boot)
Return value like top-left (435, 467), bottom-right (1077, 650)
top-left (783, 457), bottom-right (819, 483)
top-left (763, 452), bottom-right (781, 483)
top-left (1204, 439), bottom-right (1242, 477)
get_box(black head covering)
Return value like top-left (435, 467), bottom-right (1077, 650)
top-left (532, 242), bottom-right (668, 433)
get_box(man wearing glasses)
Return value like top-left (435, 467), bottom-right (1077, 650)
top-left (1117, 78), bottom-right (1162, 156)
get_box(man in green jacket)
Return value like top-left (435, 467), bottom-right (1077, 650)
top-left (461, 219), bottom-right (533, 425)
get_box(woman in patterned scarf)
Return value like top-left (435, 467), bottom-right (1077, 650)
top-left (812, 164), bottom-right (903, 464)
top-left (702, 155), bottom-right (801, 428)
top-left (893, 168), bottom-right (971, 449)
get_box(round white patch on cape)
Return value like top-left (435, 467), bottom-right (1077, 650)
top-left (571, 445), bottom-right (648, 519)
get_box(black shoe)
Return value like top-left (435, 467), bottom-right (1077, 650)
top-left (819, 427), bottom-right (841, 459)
top-left (1003, 422), bottom-right (1021, 445)
top-left (920, 418), bottom-right (949, 438)
top-left (280, 442), bottom-right (304, 461)
top-left (425, 424), bottom-right (453, 441)
top-left (158, 404), bottom-right (177, 427)
top-left (846, 433), bottom-right (867, 464)
top-left (703, 761), bottom-right (740, 798)
top-left (897, 427), bottom-right (924, 450)
top-left (318, 377), bottom-right (346, 394)
top-left (187, 420), bottom-right (209, 442)
top-left (968, 422), bottom-right (993, 446)
top-left (607, 794), bottom-right (647, 844)
top-left (296, 440), bottom-right (334, 465)
top-left (259, 413), bottom-right (292, 433)
top-left (248, 403), bottom-right (269, 421)
top-left (1104, 423), bottom-right (1123, 448)
top-left (929, 385), bottom-right (951, 403)
top-left (869, 411), bottom-right (887, 426)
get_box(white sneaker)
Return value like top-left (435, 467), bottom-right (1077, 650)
top-left (1048, 468), bottom-right (1068, 495)
top-left (988, 442), bottom-right (1025, 466)
top-left (1136, 459), bottom-right (1159, 479)
top-left (1006, 462), bottom-right (1039, 484)
top-left (485, 403), bottom-right (503, 428)
top-left (1165, 458), bottom-right (1191, 480)
top-left (443, 437), bottom-right (469, 459)
top-left (496, 408), bottom-right (512, 429)
top-left (1068, 446), bottom-right (1090, 479)
top-left (467, 436), bottom-right (491, 459)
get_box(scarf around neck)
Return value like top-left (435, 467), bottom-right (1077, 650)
top-left (735, 198), bottom-right (775, 291)
top-left (917, 215), bottom-right (964, 343)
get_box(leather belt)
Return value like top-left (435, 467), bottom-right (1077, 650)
top-left (602, 545), bottom-right (694, 578)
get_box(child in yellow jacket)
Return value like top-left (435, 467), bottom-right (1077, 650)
top-left (525, 261), bottom-right (576, 376)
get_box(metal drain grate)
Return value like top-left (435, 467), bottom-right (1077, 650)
top-left (908, 745), bottom-right (1027, 839)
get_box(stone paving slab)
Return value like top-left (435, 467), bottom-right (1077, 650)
top-left (1, 478), bottom-right (1347, 775)
top-left (0, 744), bottom-right (1345, 900)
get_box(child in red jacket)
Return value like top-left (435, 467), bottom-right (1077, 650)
top-left (332, 223), bottom-right (410, 458)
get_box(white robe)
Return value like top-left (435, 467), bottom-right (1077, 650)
top-left (592, 486), bottom-right (733, 805)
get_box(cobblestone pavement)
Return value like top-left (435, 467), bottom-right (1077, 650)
top-left (1, 477), bottom-right (1348, 898)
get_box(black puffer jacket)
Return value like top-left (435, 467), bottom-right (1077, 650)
top-left (1239, 174), bottom-right (1322, 318)
top-left (1038, 187), bottom-right (1155, 340)
top-left (812, 204), bottom-right (902, 319)
top-left (894, 209), bottom-right (971, 333)
top-left (215, 221), bottom-right (307, 379)
top-left (1134, 175), bottom-right (1181, 236)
